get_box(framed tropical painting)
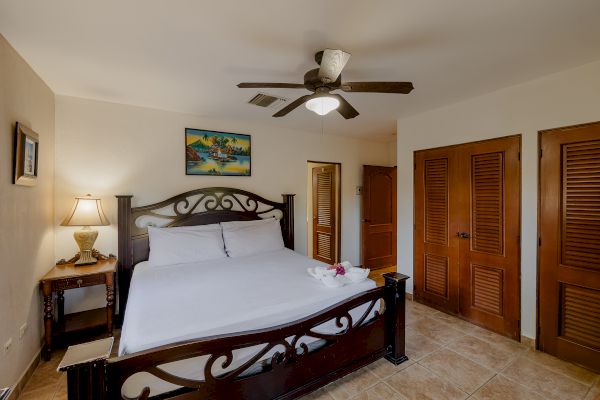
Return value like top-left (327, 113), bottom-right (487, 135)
top-left (185, 128), bottom-right (251, 176)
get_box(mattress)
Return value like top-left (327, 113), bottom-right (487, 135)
top-left (119, 248), bottom-right (376, 397)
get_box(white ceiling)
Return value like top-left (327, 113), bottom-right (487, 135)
top-left (2, 0), bottom-right (600, 141)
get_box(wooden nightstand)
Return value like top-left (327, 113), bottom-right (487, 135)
top-left (40, 258), bottom-right (117, 361)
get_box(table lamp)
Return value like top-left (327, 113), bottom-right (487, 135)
top-left (60, 194), bottom-right (110, 265)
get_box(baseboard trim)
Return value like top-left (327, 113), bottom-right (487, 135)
top-left (521, 335), bottom-right (536, 350)
top-left (7, 349), bottom-right (41, 400)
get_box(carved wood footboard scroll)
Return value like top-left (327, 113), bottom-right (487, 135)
top-left (116, 188), bottom-right (295, 321)
top-left (103, 272), bottom-right (408, 400)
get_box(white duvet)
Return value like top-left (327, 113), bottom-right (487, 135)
top-left (119, 249), bottom-right (376, 397)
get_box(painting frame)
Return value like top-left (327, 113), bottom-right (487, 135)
top-left (13, 122), bottom-right (39, 186)
top-left (185, 128), bottom-right (252, 177)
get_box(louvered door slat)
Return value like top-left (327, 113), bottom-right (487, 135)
top-left (562, 140), bottom-right (600, 271)
top-left (425, 254), bottom-right (448, 297)
top-left (471, 152), bottom-right (504, 255)
top-left (561, 284), bottom-right (600, 350)
top-left (425, 159), bottom-right (448, 245)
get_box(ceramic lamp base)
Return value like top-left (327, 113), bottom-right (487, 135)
top-left (74, 228), bottom-right (98, 265)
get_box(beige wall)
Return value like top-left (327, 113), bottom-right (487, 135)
top-left (54, 96), bottom-right (394, 313)
top-left (396, 59), bottom-right (600, 340)
top-left (0, 35), bottom-right (55, 388)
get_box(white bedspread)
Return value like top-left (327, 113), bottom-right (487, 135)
top-left (118, 249), bottom-right (376, 397)
top-left (120, 248), bottom-right (375, 355)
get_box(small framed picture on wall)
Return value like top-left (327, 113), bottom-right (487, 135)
top-left (13, 122), bottom-right (39, 186)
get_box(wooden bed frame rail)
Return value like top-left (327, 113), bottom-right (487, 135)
top-left (67, 273), bottom-right (407, 400)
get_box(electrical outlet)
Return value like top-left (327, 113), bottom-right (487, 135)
top-left (19, 323), bottom-right (28, 339)
top-left (3, 338), bottom-right (12, 354)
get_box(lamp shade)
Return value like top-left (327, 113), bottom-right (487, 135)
top-left (305, 96), bottom-right (340, 116)
top-left (61, 195), bottom-right (110, 227)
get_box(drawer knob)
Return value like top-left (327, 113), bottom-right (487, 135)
top-left (77, 279), bottom-right (83, 287)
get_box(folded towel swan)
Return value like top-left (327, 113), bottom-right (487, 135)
top-left (307, 261), bottom-right (370, 287)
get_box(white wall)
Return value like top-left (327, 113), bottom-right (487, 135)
top-left (396, 59), bottom-right (600, 340)
top-left (54, 96), bottom-right (394, 313)
top-left (0, 34), bottom-right (55, 388)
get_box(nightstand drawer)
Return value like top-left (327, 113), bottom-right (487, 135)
top-left (52, 274), bottom-right (106, 290)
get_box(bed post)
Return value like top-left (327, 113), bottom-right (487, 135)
top-left (282, 193), bottom-right (295, 250)
top-left (116, 195), bottom-right (133, 325)
top-left (383, 272), bottom-right (409, 365)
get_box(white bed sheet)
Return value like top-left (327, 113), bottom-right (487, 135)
top-left (119, 249), bottom-right (377, 397)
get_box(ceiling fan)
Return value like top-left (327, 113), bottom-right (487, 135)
top-left (237, 49), bottom-right (414, 119)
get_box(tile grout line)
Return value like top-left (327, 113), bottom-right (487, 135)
top-left (503, 350), bottom-right (598, 390)
top-left (494, 357), bottom-right (570, 400)
top-left (414, 358), bottom-right (473, 397)
top-left (380, 380), bottom-right (409, 400)
top-left (440, 335), bottom-right (524, 373)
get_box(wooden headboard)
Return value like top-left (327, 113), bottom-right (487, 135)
top-left (115, 187), bottom-right (295, 320)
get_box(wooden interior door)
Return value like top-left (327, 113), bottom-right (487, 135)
top-left (539, 122), bottom-right (600, 372)
top-left (457, 137), bottom-right (521, 339)
top-left (312, 165), bottom-right (337, 264)
top-left (414, 136), bottom-right (521, 338)
top-left (414, 147), bottom-right (460, 312)
top-left (361, 166), bottom-right (397, 269)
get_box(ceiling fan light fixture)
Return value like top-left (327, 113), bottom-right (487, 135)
top-left (305, 96), bottom-right (339, 116)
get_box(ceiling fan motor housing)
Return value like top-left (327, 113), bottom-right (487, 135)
top-left (304, 68), bottom-right (341, 91)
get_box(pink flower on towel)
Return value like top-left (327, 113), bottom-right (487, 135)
top-left (327, 263), bottom-right (346, 276)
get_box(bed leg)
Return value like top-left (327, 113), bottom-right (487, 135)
top-left (383, 272), bottom-right (410, 365)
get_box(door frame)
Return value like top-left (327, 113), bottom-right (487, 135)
top-left (308, 160), bottom-right (342, 263)
top-left (413, 134), bottom-right (522, 337)
top-left (536, 120), bottom-right (599, 351)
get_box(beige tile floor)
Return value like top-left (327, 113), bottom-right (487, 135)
top-left (18, 300), bottom-right (600, 400)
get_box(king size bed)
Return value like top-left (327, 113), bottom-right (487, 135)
top-left (69, 187), bottom-right (408, 400)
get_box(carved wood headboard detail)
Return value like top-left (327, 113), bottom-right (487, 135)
top-left (115, 187), bottom-right (295, 320)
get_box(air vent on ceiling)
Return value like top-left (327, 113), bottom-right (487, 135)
top-left (247, 92), bottom-right (287, 109)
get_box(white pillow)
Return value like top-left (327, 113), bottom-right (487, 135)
top-left (147, 224), bottom-right (226, 267)
top-left (221, 218), bottom-right (285, 257)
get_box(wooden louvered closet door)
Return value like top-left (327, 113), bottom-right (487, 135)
top-left (415, 136), bottom-right (521, 339)
top-left (457, 137), bottom-right (521, 339)
top-left (312, 165), bottom-right (337, 264)
top-left (539, 122), bottom-right (600, 372)
top-left (414, 148), bottom-right (460, 312)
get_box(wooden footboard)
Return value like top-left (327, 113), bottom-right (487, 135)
top-left (66, 273), bottom-right (408, 400)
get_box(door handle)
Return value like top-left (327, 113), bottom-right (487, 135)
top-left (456, 232), bottom-right (471, 239)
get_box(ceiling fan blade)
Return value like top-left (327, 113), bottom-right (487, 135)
top-left (341, 82), bottom-right (414, 94)
top-left (273, 94), bottom-right (314, 117)
top-left (331, 94), bottom-right (359, 119)
top-left (237, 82), bottom-right (306, 89)
top-left (318, 49), bottom-right (350, 83)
